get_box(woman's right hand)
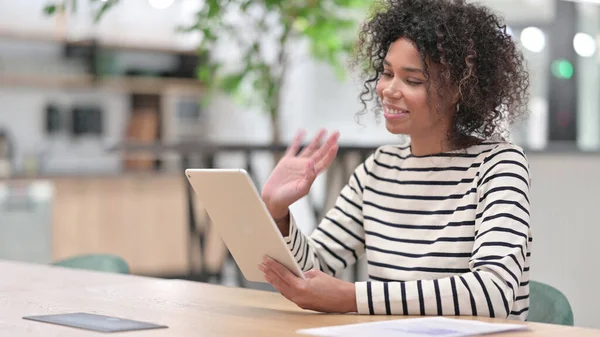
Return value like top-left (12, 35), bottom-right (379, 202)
top-left (261, 129), bottom-right (340, 221)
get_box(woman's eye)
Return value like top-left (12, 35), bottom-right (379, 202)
top-left (382, 72), bottom-right (393, 78)
top-left (407, 80), bottom-right (423, 86)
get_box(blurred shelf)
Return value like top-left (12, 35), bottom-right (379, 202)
top-left (65, 38), bottom-right (198, 56)
top-left (0, 74), bottom-right (204, 94)
top-left (0, 30), bottom-right (197, 56)
top-left (0, 29), bottom-right (202, 94)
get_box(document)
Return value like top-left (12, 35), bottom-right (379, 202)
top-left (297, 317), bottom-right (529, 337)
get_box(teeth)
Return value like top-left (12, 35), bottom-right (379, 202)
top-left (387, 108), bottom-right (407, 115)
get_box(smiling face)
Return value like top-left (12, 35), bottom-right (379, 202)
top-left (376, 38), bottom-right (455, 143)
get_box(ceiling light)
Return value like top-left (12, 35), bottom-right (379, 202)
top-left (520, 27), bottom-right (545, 53)
top-left (573, 33), bottom-right (596, 57)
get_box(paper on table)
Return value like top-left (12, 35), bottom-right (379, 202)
top-left (296, 317), bottom-right (529, 337)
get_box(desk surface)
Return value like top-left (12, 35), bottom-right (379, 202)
top-left (1, 260), bottom-right (598, 336)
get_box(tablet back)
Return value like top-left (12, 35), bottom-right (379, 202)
top-left (185, 169), bottom-right (304, 283)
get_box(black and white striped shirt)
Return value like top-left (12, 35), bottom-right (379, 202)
top-left (284, 141), bottom-right (532, 320)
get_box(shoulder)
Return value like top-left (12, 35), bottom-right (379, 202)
top-left (478, 141), bottom-right (531, 185)
top-left (486, 141), bottom-right (527, 156)
top-left (481, 141), bottom-right (529, 168)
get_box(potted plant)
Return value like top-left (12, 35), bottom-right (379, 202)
top-left (43, 0), bottom-right (367, 145)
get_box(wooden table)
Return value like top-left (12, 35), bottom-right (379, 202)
top-left (1, 260), bottom-right (599, 336)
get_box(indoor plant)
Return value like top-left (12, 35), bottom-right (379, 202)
top-left (43, 0), bottom-right (367, 144)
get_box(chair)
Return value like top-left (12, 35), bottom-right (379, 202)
top-left (52, 254), bottom-right (130, 274)
top-left (528, 280), bottom-right (574, 326)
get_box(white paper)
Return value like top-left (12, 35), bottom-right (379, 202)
top-left (296, 317), bottom-right (529, 337)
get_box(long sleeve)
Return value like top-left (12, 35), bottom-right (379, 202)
top-left (283, 153), bottom-right (376, 276)
top-left (355, 144), bottom-right (532, 319)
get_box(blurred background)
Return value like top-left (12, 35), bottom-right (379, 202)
top-left (0, 0), bottom-right (598, 329)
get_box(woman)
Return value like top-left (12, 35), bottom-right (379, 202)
top-left (258, 0), bottom-right (532, 320)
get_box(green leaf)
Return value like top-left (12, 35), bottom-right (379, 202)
top-left (333, 19), bottom-right (357, 30)
top-left (292, 17), bottom-right (309, 33)
top-left (219, 72), bottom-right (246, 95)
top-left (43, 4), bottom-right (57, 15)
top-left (367, 0), bottom-right (389, 18)
top-left (201, 28), bottom-right (217, 42)
top-left (197, 67), bottom-right (212, 83)
top-left (240, 0), bottom-right (253, 12)
top-left (94, 1), bottom-right (114, 23)
top-left (207, 0), bottom-right (221, 18)
top-left (176, 23), bottom-right (200, 33)
top-left (264, 0), bottom-right (281, 10)
top-left (334, 0), bottom-right (367, 7)
top-left (326, 35), bottom-right (343, 50)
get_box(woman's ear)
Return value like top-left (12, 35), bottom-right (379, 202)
top-left (452, 89), bottom-right (462, 106)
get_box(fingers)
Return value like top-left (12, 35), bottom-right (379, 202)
top-left (285, 129), bottom-right (306, 157)
top-left (259, 256), bottom-right (304, 303)
top-left (262, 267), bottom-right (292, 299)
top-left (304, 269), bottom-right (321, 279)
top-left (312, 131), bottom-right (340, 171)
top-left (262, 256), bottom-right (301, 289)
top-left (264, 274), bottom-right (297, 304)
top-left (314, 144), bottom-right (339, 174)
top-left (299, 128), bottom-right (327, 157)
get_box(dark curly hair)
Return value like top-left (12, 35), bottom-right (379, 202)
top-left (351, 0), bottom-right (530, 148)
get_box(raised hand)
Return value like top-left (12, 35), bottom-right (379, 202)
top-left (261, 129), bottom-right (340, 222)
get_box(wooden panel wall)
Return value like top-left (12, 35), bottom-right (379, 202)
top-left (50, 174), bottom-right (189, 275)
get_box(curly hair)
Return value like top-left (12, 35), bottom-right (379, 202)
top-left (351, 0), bottom-right (530, 148)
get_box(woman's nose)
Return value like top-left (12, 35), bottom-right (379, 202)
top-left (382, 86), bottom-right (402, 99)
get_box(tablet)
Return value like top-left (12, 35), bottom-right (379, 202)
top-left (23, 312), bottom-right (167, 333)
top-left (185, 168), bottom-right (305, 283)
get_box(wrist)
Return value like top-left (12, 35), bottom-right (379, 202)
top-left (273, 211), bottom-right (290, 236)
top-left (267, 203), bottom-right (290, 221)
top-left (342, 282), bottom-right (358, 313)
top-left (261, 196), bottom-right (288, 220)
top-left (273, 211), bottom-right (290, 223)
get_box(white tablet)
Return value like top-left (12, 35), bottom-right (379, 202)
top-left (185, 168), bottom-right (305, 283)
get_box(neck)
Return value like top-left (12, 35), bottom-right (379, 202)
top-left (409, 134), bottom-right (453, 156)
top-left (408, 114), bottom-right (458, 156)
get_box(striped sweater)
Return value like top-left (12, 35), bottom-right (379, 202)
top-left (284, 141), bottom-right (532, 320)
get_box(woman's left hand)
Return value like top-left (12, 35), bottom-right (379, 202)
top-left (258, 256), bottom-right (357, 314)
